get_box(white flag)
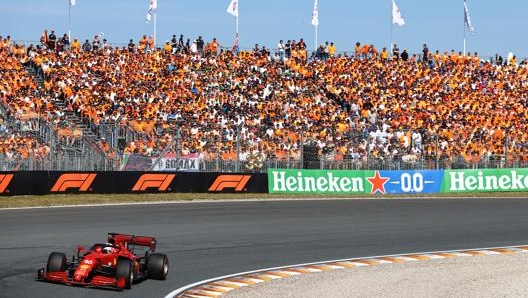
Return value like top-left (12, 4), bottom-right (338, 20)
top-left (226, 0), bottom-right (238, 18)
top-left (146, 0), bottom-right (157, 23)
top-left (392, 0), bottom-right (405, 26)
top-left (464, 0), bottom-right (475, 33)
top-left (70, 0), bottom-right (76, 6)
top-left (311, 0), bottom-right (319, 26)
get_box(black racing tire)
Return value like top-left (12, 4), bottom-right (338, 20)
top-left (147, 253), bottom-right (169, 280)
top-left (116, 259), bottom-right (133, 289)
top-left (46, 252), bottom-right (67, 272)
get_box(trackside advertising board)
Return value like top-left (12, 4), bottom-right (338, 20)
top-left (0, 172), bottom-right (269, 195)
top-left (442, 169), bottom-right (528, 193)
top-left (267, 169), bottom-right (444, 195)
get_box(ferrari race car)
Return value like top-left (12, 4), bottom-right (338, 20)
top-left (37, 233), bottom-right (169, 289)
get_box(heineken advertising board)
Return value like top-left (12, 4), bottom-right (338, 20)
top-left (442, 169), bottom-right (528, 193)
top-left (268, 169), bottom-right (444, 195)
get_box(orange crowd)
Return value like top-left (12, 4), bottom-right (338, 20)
top-left (2, 30), bottom-right (528, 169)
top-left (0, 43), bottom-right (52, 167)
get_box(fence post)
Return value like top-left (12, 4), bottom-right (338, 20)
top-left (236, 124), bottom-right (241, 172)
top-left (435, 133), bottom-right (439, 170)
top-left (300, 127), bottom-right (304, 169)
top-left (176, 125), bottom-right (182, 164)
top-left (505, 131), bottom-right (509, 168)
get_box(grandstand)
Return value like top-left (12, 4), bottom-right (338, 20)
top-left (1, 31), bottom-right (527, 172)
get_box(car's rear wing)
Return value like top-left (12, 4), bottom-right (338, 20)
top-left (108, 233), bottom-right (157, 251)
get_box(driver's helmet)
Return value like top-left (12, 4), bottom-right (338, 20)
top-left (102, 243), bottom-right (114, 254)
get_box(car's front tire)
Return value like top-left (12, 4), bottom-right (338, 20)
top-left (46, 252), bottom-right (67, 272)
top-left (147, 253), bottom-right (169, 280)
top-left (116, 259), bottom-right (133, 289)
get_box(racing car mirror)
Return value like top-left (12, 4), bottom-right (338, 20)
top-left (77, 246), bottom-right (86, 254)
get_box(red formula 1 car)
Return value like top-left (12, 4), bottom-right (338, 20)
top-left (37, 233), bottom-right (169, 289)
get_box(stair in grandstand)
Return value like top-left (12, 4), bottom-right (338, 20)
top-left (23, 64), bottom-right (98, 141)
top-left (22, 65), bottom-right (114, 169)
top-left (26, 67), bottom-right (45, 87)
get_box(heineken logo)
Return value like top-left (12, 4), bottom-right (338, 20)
top-left (271, 171), bottom-right (365, 193)
top-left (448, 170), bottom-right (528, 191)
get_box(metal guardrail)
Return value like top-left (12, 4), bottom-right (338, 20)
top-left (0, 107), bottom-right (523, 171)
top-left (0, 150), bottom-right (522, 172)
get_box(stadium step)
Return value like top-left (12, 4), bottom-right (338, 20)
top-left (23, 64), bottom-right (106, 145)
top-left (24, 66), bottom-right (45, 89)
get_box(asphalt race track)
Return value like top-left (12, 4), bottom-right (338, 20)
top-left (2, 198), bottom-right (528, 298)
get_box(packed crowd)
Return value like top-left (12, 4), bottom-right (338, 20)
top-left (2, 30), bottom-right (528, 169)
top-left (0, 40), bottom-right (52, 167)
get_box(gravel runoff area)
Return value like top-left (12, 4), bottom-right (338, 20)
top-left (224, 253), bottom-right (528, 298)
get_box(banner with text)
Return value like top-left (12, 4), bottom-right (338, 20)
top-left (442, 168), bottom-right (528, 193)
top-left (267, 169), bottom-right (444, 195)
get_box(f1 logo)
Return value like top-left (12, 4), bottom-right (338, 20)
top-left (0, 174), bottom-right (13, 193)
top-left (132, 174), bottom-right (175, 191)
top-left (51, 173), bottom-right (97, 192)
top-left (208, 175), bottom-right (251, 192)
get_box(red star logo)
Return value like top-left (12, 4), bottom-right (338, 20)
top-left (367, 171), bottom-right (389, 194)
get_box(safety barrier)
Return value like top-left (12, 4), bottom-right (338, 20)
top-left (2, 168), bottom-right (527, 196)
top-left (0, 171), bottom-right (267, 196)
top-left (268, 168), bottom-right (528, 195)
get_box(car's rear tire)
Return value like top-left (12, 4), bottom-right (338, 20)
top-left (116, 259), bottom-right (133, 289)
top-left (46, 252), bottom-right (67, 272)
top-left (147, 253), bottom-right (169, 280)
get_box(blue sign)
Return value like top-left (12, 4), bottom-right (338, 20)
top-left (380, 170), bottom-right (444, 194)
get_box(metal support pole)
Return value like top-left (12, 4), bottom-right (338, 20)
top-left (300, 127), bottom-right (304, 169)
top-left (435, 134), bottom-right (439, 170)
top-left (504, 130), bottom-right (509, 169)
top-left (236, 125), bottom-right (241, 172)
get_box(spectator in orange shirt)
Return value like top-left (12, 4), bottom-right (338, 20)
top-left (210, 38), bottom-right (220, 56)
top-left (71, 38), bottom-right (80, 53)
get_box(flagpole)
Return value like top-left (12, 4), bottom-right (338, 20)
top-left (463, 1), bottom-right (466, 54)
top-left (390, 0), bottom-right (393, 57)
top-left (68, 0), bottom-right (71, 40)
top-left (312, 0), bottom-right (318, 52)
top-left (315, 25), bottom-right (318, 52)
top-left (463, 30), bottom-right (466, 55)
top-left (226, 0), bottom-right (239, 52)
top-left (235, 1), bottom-right (239, 52)
top-left (390, 0), bottom-right (405, 58)
top-left (314, 0), bottom-right (317, 52)
top-left (154, 11), bottom-right (157, 48)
